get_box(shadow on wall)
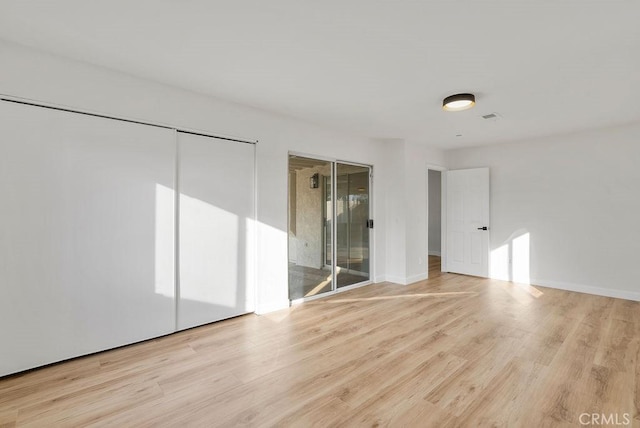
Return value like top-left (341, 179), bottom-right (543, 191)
top-left (491, 230), bottom-right (530, 285)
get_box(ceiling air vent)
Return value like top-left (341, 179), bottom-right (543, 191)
top-left (480, 112), bottom-right (501, 122)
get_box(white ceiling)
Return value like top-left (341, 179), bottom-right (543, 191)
top-left (1, 1), bottom-right (639, 149)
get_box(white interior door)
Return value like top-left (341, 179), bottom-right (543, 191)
top-left (0, 101), bottom-right (177, 377)
top-left (445, 168), bottom-right (490, 277)
top-left (177, 132), bottom-right (255, 330)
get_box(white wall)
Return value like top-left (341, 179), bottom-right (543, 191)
top-left (382, 140), bottom-right (446, 284)
top-left (381, 139), bottom-right (407, 284)
top-left (428, 170), bottom-right (442, 255)
top-left (405, 143), bottom-right (446, 283)
top-left (0, 39), bottom-right (384, 313)
top-left (446, 125), bottom-right (640, 301)
top-left (0, 39), bottom-right (445, 311)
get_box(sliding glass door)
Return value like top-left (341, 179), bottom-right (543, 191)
top-left (288, 156), bottom-right (333, 300)
top-left (288, 155), bottom-right (371, 301)
top-left (336, 163), bottom-right (370, 288)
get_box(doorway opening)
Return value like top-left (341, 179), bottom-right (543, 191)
top-left (428, 169), bottom-right (443, 275)
top-left (288, 154), bottom-right (372, 301)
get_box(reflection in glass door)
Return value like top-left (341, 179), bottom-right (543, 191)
top-left (288, 155), bottom-right (371, 301)
top-left (336, 163), bottom-right (370, 288)
top-left (288, 156), bottom-right (333, 300)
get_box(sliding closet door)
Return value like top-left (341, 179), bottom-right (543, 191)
top-left (0, 101), bottom-right (176, 377)
top-left (177, 132), bottom-right (255, 330)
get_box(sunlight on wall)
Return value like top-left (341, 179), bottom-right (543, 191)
top-left (490, 244), bottom-right (510, 281)
top-left (259, 221), bottom-right (288, 284)
top-left (180, 193), bottom-right (238, 307)
top-left (512, 233), bottom-right (530, 285)
top-left (489, 231), bottom-right (530, 285)
top-left (245, 216), bottom-right (256, 310)
top-left (155, 184), bottom-right (257, 310)
top-left (155, 184), bottom-right (175, 298)
top-left (257, 220), bottom-right (290, 316)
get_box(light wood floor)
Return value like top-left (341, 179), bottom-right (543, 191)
top-left (1, 256), bottom-right (639, 427)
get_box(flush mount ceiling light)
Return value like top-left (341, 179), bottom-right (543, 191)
top-left (442, 93), bottom-right (476, 111)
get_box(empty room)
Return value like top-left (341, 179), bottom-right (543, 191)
top-left (1, 2), bottom-right (639, 427)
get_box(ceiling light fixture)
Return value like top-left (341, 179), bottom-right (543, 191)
top-left (442, 93), bottom-right (476, 111)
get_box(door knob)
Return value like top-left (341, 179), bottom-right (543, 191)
top-left (477, 226), bottom-right (488, 230)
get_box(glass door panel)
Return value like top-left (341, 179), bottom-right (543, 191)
top-left (336, 163), bottom-right (370, 288)
top-left (288, 155), bottom-right (333, 300)
top-left (323, 175), bottom-right (332, 267)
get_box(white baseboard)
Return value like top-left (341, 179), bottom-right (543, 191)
top-left (385, 275), bottom-right (408, 285)
top-left (428, 251), bottom-right (441, 256)
top-left (255, 299), bottom-right (290, 315)
top-left (529, 278), bottom-right (640, 302)
top-left (374, 275), bottom-right (387, 283)
top-left (380, 273), bottom-right (428, 286)
top-left (406, 273), bottom-right (428, 284)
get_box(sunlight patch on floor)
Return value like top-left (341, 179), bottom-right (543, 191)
top-left (321, 291), bottom-right (479, 304)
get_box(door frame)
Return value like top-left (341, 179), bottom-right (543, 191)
top-left (288, 151), bottom-right (374, 304)
top-left (426, 163), bottom-right (448, 277)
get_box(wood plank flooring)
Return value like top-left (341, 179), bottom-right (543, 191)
top-left (1, 256), bottom-right (639, 427)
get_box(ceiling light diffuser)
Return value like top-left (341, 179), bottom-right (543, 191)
top-left (442, 93), bottom-right (476, 111)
